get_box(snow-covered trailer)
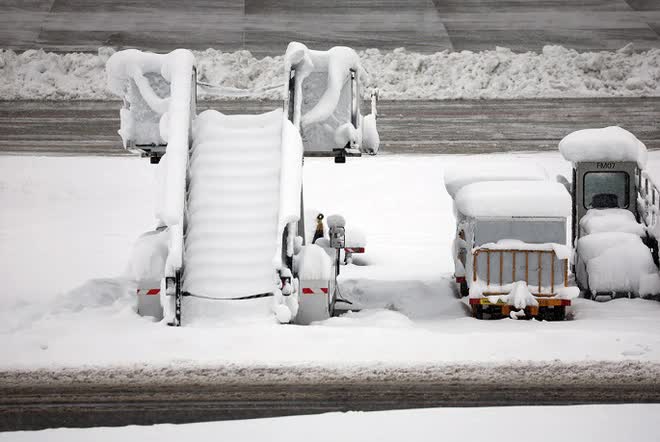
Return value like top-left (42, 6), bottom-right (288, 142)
top-left (108, 44), bottom-right (379, 326)
top-left (445, 168), bottom-right (576, 320)
top-left (559, 126), bottom-right (660, 299)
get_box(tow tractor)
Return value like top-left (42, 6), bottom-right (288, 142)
top-left (108, 43), bottom-right (379, 325)
top-left (559, 126), bottom-right (660, 300)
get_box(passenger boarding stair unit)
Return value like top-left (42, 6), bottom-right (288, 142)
top-left (108, 44), bottom-right (379, 325)
top-left (107, 49), bottom-right (304, 326)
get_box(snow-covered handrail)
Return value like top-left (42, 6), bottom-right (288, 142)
top-left (107, 49), bottom-right (196, 275)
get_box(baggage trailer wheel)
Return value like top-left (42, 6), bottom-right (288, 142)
top-left (471, 304), bottom-right (484, 319)
top-left (548, 306), bottom-right (566, 321)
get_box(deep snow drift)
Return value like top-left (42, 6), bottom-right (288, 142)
top-left (2, 404), bottom-right (659, 442)
top-left (1, 152), bottom-right (660, 370)
top-left (1, 44), bottom-right (659, 100)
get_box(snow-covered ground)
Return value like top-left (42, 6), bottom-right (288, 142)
top-left (1, 44), bottom-right (659, 100)
top-left (1, 151), bottom-right (660, 370)
top-left (3, 404), bottom-right (660, 442)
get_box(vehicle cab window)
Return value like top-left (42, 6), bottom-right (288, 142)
top-left (583, 171), bottom-right (629, 209)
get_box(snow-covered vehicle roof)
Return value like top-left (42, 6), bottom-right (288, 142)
top-left (559, 126), bottom-right (647, 169)
top-left (444, 162), bottom-right (548, 198)
top-left (579, 208), bottom-right (646, 237)
top-left (454, 180), bottom-right (570, 218)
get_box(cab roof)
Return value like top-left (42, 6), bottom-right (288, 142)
top-left (559, 126), bottom-right (647, 169)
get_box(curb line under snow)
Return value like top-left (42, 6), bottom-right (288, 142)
top-left (2, 361), bottom-right (659, 387)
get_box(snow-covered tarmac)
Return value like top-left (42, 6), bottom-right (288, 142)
top-left (1, 152), bottom-right (660, 371)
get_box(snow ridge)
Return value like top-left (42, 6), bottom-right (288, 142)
top-left (1, 44), bottom-right (659, 100)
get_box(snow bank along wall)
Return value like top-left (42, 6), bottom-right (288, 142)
top-left (2, 44), bottom-right (660, 100)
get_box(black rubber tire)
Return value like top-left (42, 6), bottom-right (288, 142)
top-left (459, 281), bottom-right (469, 297)
top-left (549, 306), bottom-right (566, 321)
top-left (472, 304), bottom-right (484, 320)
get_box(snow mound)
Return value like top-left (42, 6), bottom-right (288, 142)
top-left (454, 180), bottom-right (570, 218)
top-left (578, 232), bottom-right (660, 295)
top-left (126, 229), bottom-right (169, 282)
top-left (559, 126), bottom-right (647, 168)
top-left (54, 278), bottom-right (133, 315)
top-left (320, 308), bottom-right (414, 328)
top-left (327, 214), bottom-right (346, 228)
top-left (487, 281), bottom-right (539, 312)
top-left (444, 161), bottom-right (547, 199)
top-left (2, 45), bottom-right (660, 100)
top-left (296, 244), bottom-right (333, 281)
top-left (580, 209), bottom-right (646, 237)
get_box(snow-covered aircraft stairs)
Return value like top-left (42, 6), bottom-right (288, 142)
top-left (181, 109), bottom-right (286, 322)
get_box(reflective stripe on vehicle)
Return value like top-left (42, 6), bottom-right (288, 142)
top-left (302, 287), bottom-right (329, 295)
top-left (137, 289), bottom-right (160, 296)
top-left (468, 298), bottom-right (570, 307)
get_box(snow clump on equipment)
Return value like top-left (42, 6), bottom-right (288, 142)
top-left (577, 232), bottom-right (660, 296)
top-left (444, 161), bottom-right (548, 199)
top-left (559, 126), bottom-right (647, 168)
top-left (453, 181), bottom-right (571, 218)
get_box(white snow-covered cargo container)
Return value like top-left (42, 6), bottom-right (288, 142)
top-left (559, 126), bottom-right (660, 299)
top-left (446, 168), bottom-right (576, 320)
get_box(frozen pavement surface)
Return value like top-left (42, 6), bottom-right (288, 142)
top-left (1, 152), bottom-right (660, 371)
top-left (2, 98), bottom-right (660, 155)
top-left (1, 0), bottom-right (660, 54)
